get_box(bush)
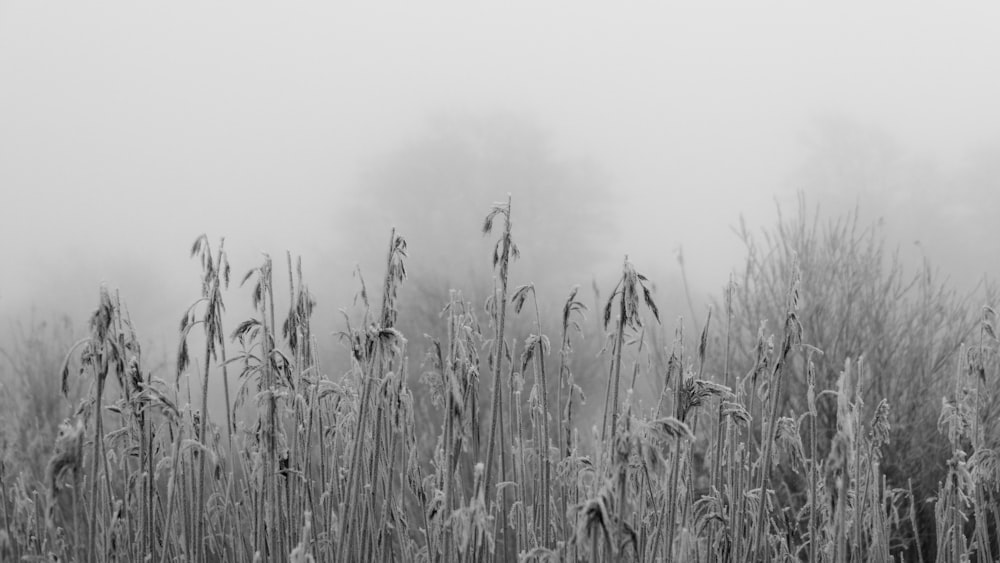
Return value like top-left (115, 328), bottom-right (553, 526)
top-left (0, 315), bottom-right (81, 482)
top-left (719, 193), bottom-right (1000, 557)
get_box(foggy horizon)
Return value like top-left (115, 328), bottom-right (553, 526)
top-left (3, 3), bottom-right (999, 350)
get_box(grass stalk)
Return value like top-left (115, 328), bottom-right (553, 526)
top-left (481, 195), bottom-right (515, 557)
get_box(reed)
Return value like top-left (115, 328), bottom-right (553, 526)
top-left (0, 198), bottom-right (996, 562)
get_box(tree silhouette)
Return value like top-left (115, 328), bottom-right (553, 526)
top-left (347, 111), bottom-right (616, 295)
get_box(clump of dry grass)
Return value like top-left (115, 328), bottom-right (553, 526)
top-left (45, 417), bottom-right (84, 513)
top-left (0, 197), bottom-right (996, 562)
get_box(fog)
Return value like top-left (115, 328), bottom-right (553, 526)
top-left (3, 3), bottom-right (1000, 363)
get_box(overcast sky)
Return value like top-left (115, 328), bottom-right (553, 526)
top-left (2, 3), bottom-right (1000, 347)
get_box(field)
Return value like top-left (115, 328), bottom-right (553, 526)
top-left (1, 197), bottom-right (998, 562)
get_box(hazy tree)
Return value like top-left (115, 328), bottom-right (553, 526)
top-left (345, 111), bottom-right (617, 299)
top-left (790, 115), bottom-right (940, 225)
top-left (790, 115), bottom-right (1000, 288)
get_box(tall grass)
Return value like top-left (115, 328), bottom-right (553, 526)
top-left (1, 196), bottom-right (998, 562)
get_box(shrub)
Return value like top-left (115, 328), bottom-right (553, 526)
top-left (720, 193), bottom-right (999, 558)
